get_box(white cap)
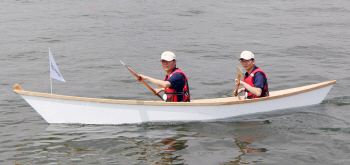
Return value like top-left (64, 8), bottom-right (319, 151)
top-left (160, 51), bottom-right (176, 61)
top-left (238, 51), bottom-right (254, 61)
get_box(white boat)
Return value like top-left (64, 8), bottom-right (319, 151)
top-left (13, 80), bottom-right (336, 125)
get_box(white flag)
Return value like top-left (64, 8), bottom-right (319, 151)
top-left (49, 48), bottom-right (66, 82)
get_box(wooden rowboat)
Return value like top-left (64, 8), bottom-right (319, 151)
top-left (14, 80), bottom-right (336, 125)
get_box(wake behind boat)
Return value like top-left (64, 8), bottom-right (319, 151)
top-left (13, 80), bottom-right (336, 125)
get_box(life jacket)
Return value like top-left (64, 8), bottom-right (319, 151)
top-left (164, 68), bottom-right (190, 102)
top-left (244, 67), bottom-right (269, 99)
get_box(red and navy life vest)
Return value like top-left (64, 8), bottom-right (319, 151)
top-left (164, 68), bottom-right (190, 102)
top-left (244, 67), bottom-right (269, 99)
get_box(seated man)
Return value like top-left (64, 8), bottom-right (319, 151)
top-left (234, 51), bottom-right (269, 99)
top-left (138, 51), bottom-right (190, 102)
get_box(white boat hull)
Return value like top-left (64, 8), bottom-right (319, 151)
top-left (16, 81), bottom-right (335, 125)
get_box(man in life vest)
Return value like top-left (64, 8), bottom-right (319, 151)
top-left (138, 51), bottom-right (190, 102)
top-left (233, 51), bottom-right (269, 99)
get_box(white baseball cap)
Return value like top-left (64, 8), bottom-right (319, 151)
top-left (238, 51), bottom-right (254, 61)
top-left (160, 51), bottom-right (176, 61)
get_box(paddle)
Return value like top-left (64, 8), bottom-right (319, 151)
top-left (120, 60), bottom-right (163, 100)
top-left (233, 66), bottom-right (244, 96)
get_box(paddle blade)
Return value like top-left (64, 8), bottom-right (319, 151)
top-left (236, 66), bottom-right (244, 81)
top-left (233, 74), bottom-right (241, 96)
top-left (120, 60), bottom-right (139, 79)
top-left (120, 60), bottom-right (126, 66)
top-left (233, 66), bottom-right (244, 97)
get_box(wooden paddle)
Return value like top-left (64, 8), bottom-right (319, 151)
top-left (234, 66), bottom-right (244, 96)
top-left (120, 60), bottom-right (163, 100)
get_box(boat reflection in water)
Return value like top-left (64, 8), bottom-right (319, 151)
top-left (12, 120), bottom-right (275, 164)
top-left (150, 119), bottom-right (273, 164)
top-left (156, 138), bottom-right (188, 165)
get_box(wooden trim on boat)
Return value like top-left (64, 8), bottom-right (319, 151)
top-left (13, 80), bottom-right (336, 106)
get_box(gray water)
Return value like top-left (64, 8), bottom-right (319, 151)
top-left (1, 0), bottom-right (350, 164)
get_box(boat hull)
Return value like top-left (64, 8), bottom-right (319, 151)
top-left (17, 81), bottom-right (335, 125)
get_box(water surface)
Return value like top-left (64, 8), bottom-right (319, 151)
top-left (1, 0), bottom-right (350, 164)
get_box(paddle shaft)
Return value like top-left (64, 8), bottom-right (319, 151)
top-left (120, 61), bottom-right (163, 100)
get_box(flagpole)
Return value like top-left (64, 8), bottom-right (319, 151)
top-left (50, 77), bottom-right (53, 94)
top-left (49, 47), bottom-right (52, 94)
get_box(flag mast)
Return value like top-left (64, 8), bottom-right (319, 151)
top-left (50, 47), bottom-right (53, 94)
top-left (50, 77), bottom-right (53, 94)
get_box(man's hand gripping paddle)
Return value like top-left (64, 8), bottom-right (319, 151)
top-left (234, 66), bottom-right (244, 96)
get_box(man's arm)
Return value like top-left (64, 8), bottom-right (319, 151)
top-left (235, 72), bottom-right (265, 97)
top-left (138, 74), bottom-right (171, 88)
top-left (239, 81), bottom-right (262, 97)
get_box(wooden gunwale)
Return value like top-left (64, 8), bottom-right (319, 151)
top-left (13, 80), bottom-right (336, 106)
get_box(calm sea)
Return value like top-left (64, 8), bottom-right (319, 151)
top-left (1, 0), bottom-right (350, 164)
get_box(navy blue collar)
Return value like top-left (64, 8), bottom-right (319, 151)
top-left (245, 65), bottom-right (258, 76)
top-left (171, 67), bottom-right (178, 73)
top-left (166, 67), bottom-right (178, 78)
